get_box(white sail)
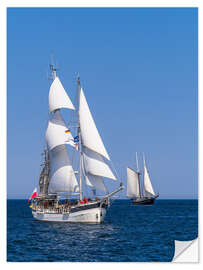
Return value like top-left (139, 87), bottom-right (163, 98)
top-left (81, 151), bottom-right (108, 192)
top-left (49, 144), bottom-right (79, 193)
top-left (49, 77), bottom-right (75, 112)
top-left (143, 155), bottom-right (155, 197)
top-left (126, 167), bottom-right (140, 198)
top-left (79, 87), bottom-right (110, 160)
top-left (46, 110), bottom-right (73, 151)
top-left (85, 173), bottom-right (107, 193)
top-left (82, 146), bottom-right (116, 180)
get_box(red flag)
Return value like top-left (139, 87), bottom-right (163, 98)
top-left (28, 188), bottom-right (37, 203)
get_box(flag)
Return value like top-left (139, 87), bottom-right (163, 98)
top-left (74, 136), bottom-right (79, 143)
top-left (66, 135), bottom-right (79, 150)
top-left (65, 129), bottom-right (70, 134)
top-left (28, 187), bottom-right (37, 203)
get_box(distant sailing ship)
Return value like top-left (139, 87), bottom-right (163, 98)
top-left (30, 63), bottom-right (123, 223)
top-left (126, 153), bottom-right (159, 205)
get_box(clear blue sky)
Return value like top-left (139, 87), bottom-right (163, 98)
top-left (7, 8), bottom-right (198, 199)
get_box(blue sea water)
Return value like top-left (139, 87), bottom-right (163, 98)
top-left (7, 199), bottom-right (198, 262)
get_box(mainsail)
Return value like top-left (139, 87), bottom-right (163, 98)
top-left (143, 155), bottom-right (155, 198)
top-left (46, 110), bottom-right (74, 151)
top-left (79, 87), bottom-right (117, 192)
top-left (126, 167), bottom-right (140, 198)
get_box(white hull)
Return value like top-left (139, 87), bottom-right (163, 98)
top-left (32, 206), bottom-right (106, 223)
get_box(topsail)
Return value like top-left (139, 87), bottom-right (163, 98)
top-left (49, 77), bottom-right (75, 112)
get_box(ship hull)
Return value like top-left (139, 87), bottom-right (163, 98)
top-left (132, 194), bottom-right (159, 205)
top-left (32, 201), bottom-right (107, 223)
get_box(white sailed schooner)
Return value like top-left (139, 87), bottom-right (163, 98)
top-left (126, 153), bottom-right (159, 205)
top-left (31, 64), bottom-right (123, 223)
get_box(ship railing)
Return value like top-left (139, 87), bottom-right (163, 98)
top-left (34, 198), bottom-right (111, 213)
top-left (35, 206), bottom-right (70, 214)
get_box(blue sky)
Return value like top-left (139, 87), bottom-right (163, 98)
top-left (7, 8), bottom-right (198, 199)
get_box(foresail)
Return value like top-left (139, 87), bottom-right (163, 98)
top-left (143, 164), bottom-right (155, 197)
top-left (81, 151), bottom-right (108, 192)
top-left (79, 88), bottom-right (110, 160)
top-left (126, 167), bottom-right (140, 198)
top-left (46, 110), bottom-right (74, 151)
top-left (49, 144), bottom-right (79, 193)
top-left (85, 173), bottom-right (107, 193)
top-left (82, 146), bottom-right (117, 180)
top-left (49, 77), bottom-right (75, 112)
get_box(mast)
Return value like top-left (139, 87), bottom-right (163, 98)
top-left (43, 63), bottom-right (57, 195)
top-left (50, 64), bottom-right (57, 80)
top-left (39, 149), bottom-right (50, 195)
top-left (142, 152), bottom-right (145, 197)
top-left (77, 75), bottom-right (83, 201)
top-left (135, 152), bottom-right (142, 198)
top-left (39, 63), bottom-right (57, 196)
top-left (47, 64), bottom-right (57, 192)
top-left (44, 61), bottom-right (79, 195)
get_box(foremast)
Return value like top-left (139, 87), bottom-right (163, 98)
top-left (39, 149), bottom-right (50, 195)
top-left (38, 62), bottom-right (79, 197)
top-left (39, 64), bottom-right (57, 196)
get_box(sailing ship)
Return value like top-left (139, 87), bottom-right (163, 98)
top-left (30, 64), bottom-right (123, 223)
top-left (126, 153), bottom-right (159, 205)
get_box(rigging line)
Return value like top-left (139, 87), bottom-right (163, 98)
top-left (35, 65), bottom-right (52, 190)
top-left (110, 159), bottom-right (122, 184)
top-left (68, 73), bottom-right (80, 168)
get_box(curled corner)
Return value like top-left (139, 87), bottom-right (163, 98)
top-left (172, 238), bottom-right (198, 262)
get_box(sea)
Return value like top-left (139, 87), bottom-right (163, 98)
top-left (7, 199), bottom-right (198, 262)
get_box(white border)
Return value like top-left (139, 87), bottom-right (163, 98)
top-left (0, 0), bottom-right (201, 8)
top-left (0, 0), bottom-right (201, 269)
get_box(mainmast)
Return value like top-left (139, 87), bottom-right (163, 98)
top-left (77, 75), bottom-right (83, 201)
top-left (135, 152), bottom-right (142, 198)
